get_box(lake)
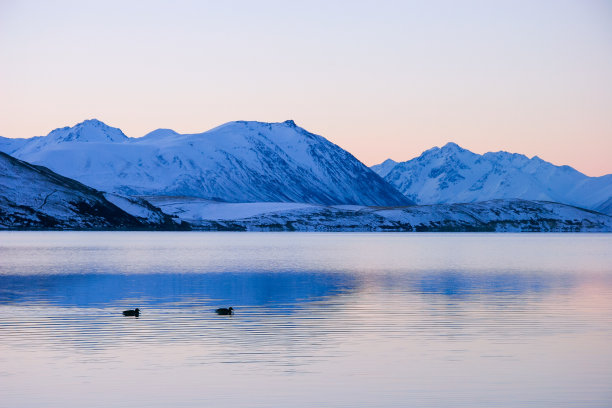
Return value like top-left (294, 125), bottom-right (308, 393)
top-left (1, 232), bottom-right (611, 407)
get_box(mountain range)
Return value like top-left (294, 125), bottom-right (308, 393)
top-left (0, 119), bottom-right (409, 206)
top-left (371, 142), bottom-right (612, 214)
top-left (0, 118), bottom-right (611, 231)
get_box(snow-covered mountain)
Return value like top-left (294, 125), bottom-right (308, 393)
top-left (0, 136), bottom-right (28, 154)
top-left (372, 143), bottom-right (612, 213)
top-left (144, 196), bottom-right (612, 232)
top-left (2, 147), bottom-right (608, 232)
top-left (370, 158), bottom-right (397, 178)
top-left (0, 151), bottom-right (180, 230)
top-left (0, 119), bottom-right (411, 206)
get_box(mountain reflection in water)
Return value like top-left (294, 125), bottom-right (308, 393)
top-left (1, 232), bottom-right (611, 408)
top-left (0, 269), bottom-right (574, 308)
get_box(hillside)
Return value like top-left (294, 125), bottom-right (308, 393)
top-left (144, 196), bottom-right (612, 232)
top-left (0, 152), bottom-right (181, 230)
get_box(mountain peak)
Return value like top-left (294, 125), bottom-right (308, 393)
top-left (417, 142), bottom-right (468, 160)
top-left (209, 119), bottom-right (301, 133)
top-left (440, 142), bottom-right (465, 152)
top-left (80, 118), bottom-right (107, 127)
top-left (370, 158), bottom-right (399, 178)
top-left (9, 118), bottom-right (411, 207)
top-left (141, 128), bottom-right (180, 140)
top-left (47, 119), bottom-right (128, 143)
top-left (376, 142), bottom-right (611, 212)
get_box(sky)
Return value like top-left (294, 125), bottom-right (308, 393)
top-left (0, 0), bottom-right (611, 176)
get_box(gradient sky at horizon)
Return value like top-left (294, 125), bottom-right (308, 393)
top-left (1, 0), bottom-right (611, 176)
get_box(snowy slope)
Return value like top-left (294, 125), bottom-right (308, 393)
top-left (146, 197), bottom-right (612, 232)
top-left (0, 136), bottom-right (29, 155)
top-left (144, 196), bottom-right (317, 223)
top-left (3, 119), bottom-right (411, 206)
top-left (370, 159), bottom-right (397, 178)
top-left (373, 143), bottom-right (612, 212)
top-left (0, 152), bottom-right (180, 230)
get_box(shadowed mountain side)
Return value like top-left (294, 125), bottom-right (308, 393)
top-left (0, 152), bottom-right (184, 230)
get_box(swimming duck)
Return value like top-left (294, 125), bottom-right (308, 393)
top-left (122, 308), bottom-right (140, 317)
top-left (215, 307), bottom-right (233, 315)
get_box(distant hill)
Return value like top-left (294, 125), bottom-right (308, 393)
top-left (372, 143), bottom-right (612, 214)
top-left (0, 119), bottom-right (411, 206)
top-left (143, 197), bottom-right (612, 232)
top-left (370, 158), bottom-right (397, 178)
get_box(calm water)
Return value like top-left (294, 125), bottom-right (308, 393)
top-left (1, 232), bottom-right (611, 408)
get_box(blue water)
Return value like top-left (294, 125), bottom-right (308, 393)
top-left (1, 232), bottom-right (611, 407)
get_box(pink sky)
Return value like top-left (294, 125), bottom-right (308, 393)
top-left (1, 0), bottom-right (611, 176)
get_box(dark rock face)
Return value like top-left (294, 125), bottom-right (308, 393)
top-left (0, 152), bottom-right (185, 230)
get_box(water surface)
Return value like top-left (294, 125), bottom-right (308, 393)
top-left (1, 232), bottom-right (611, 407)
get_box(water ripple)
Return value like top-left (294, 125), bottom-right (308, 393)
top-left (1, 232), bottom-right (611, 407)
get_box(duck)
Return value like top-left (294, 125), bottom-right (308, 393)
top-left (122, 308), bottom-right (140, 317)
top-left (215, 307), bottom-right (233, 315)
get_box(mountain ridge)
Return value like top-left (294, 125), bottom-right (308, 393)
top-left (3, 120), bottom-right (610, 214)
top-left (1, 148), bottom-right (610, 232)
top-left (372, 143), bottom-right (612, 214)
top-left (0, 119), bottom-right (411, 206)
